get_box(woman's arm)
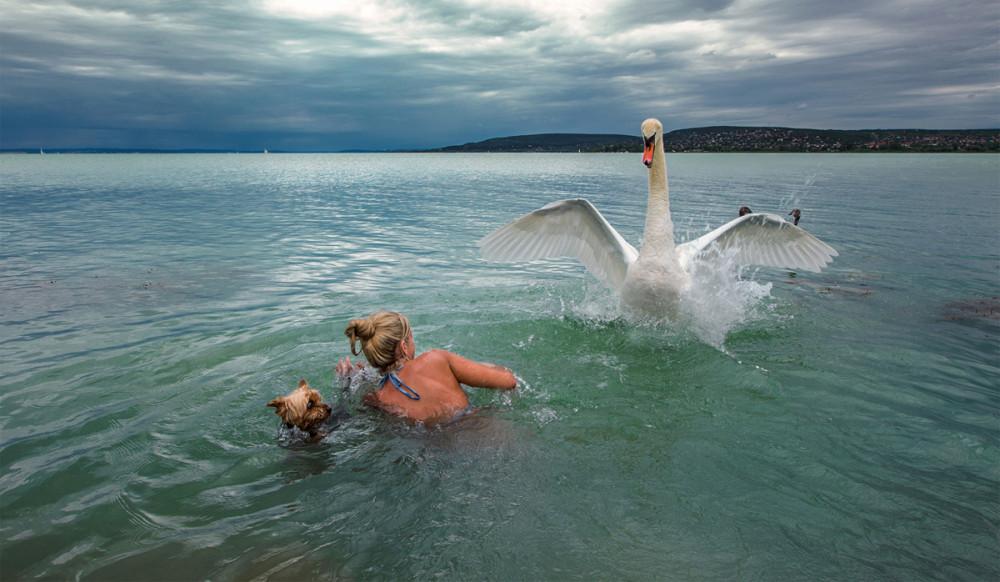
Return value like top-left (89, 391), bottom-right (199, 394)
top-left (440, 350), bottom-right (517, 390)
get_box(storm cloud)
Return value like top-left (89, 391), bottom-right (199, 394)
top-left (1, 0), bottom-right (996, 151)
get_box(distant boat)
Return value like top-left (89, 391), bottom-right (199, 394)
top-left (40, 149), bottom-right (44, 155)
top-left (264, 148), bottom-right (269, 154)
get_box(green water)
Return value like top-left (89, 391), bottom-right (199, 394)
top-left (1, 153), bottom-right (997, 580)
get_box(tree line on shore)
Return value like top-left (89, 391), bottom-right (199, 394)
top-left (431, 127), bottom-right (999, 153)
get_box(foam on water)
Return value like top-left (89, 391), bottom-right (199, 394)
top-left (550, 248), bottom-right (777, 350)
top-left (679, 249), bottom-right (775, 348)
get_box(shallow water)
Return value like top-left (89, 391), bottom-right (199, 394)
top-left (1, 153), bottom-right (997, 580)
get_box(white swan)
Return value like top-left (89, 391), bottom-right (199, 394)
top-left (478, 118), bottom-right (838, 319)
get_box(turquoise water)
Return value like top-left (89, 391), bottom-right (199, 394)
top-left (1, 153), bottom-right (997, 580)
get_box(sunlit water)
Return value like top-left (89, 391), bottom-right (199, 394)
top-left (1, 153), bottom-right (997, 580)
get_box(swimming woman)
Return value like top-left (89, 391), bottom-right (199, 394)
top-left (337, 311), bottom-right (516, 426)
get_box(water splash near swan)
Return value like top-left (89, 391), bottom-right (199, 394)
top-left (678, 248), bottom-right (774, 348)
top-left (560, 249), bottom-right (776, 349)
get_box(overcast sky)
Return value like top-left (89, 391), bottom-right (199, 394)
top-left (2, 0), bottom-right (997, 151)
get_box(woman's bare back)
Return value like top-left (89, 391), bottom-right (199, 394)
top-left (363, 349), bottom-right (514, 425)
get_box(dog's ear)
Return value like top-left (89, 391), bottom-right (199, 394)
top-left (267, 397), bottom-right (287, 417)
top-left (298, 379), bottom-right (309, 390)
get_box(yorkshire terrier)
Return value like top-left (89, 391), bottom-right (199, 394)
top-left (267, 379), bottom-right (334, 441)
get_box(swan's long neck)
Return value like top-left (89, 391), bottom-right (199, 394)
top-left (641, 138), bottom-right (676, 255)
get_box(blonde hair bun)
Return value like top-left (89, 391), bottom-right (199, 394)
top-left (344, 311), bottom-right (411, 373)
top-left (346, 318), bottom-right (375, 341)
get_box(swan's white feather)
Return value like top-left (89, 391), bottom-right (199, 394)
top-left (478, 198), bottom-right (639, 291)
top-left (676, 213), bottom-right (838, 273)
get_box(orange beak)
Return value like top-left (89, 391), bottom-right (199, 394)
top-left (642, 135), bottom-right (655, 168)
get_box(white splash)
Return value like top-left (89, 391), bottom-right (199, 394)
top-left (677, 249), bottom-right (773, 348)
top-left (568, 248), bottom-right (775, 349)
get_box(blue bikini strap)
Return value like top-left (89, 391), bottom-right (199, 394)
top-left (379, 367), bottom-right (420, 400)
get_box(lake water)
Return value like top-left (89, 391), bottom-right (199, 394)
top-left (1, 152), bottom-right (997, 580)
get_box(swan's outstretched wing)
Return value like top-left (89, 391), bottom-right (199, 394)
top-left (478, 198), bottom-right (639, 291)
top-left (676, 213), bottom-right (838, 273)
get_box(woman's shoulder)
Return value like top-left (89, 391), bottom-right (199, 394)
top-left (414, 349), bottom-right (476, 378)
top-left (410, 350), bottom-right (460, 376)
top-left (416, 349), bottom-right (454, 364)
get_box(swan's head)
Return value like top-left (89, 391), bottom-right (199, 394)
top-left (641, 118), bottom-right (663, 168)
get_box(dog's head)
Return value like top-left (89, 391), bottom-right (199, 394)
top-left (267, 379), bottom-right (333, 436)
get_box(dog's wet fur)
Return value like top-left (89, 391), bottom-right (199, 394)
top-left (267, 379), bottom-right (343, 442)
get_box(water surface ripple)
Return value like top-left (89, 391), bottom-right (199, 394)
top-left (1, 153), bottom-right (997, 580)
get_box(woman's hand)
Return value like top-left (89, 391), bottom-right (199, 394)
top-left (335, 356), bottom-right (365, 380)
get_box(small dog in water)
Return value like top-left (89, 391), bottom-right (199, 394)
top-left (267, 379), bottom-right (334, 441)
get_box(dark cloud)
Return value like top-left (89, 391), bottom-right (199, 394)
top-left (1, 0), bottom-right (996, 150)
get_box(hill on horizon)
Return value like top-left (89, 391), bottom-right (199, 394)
top-left (428, 126), bottom-right (999, 153)
top-left (429, 132), bottom-right (638, 153)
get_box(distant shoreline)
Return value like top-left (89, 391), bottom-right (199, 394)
top-left (4, 126), bottom-right (998, 154)
top-left (426, 127), bottom-right (999, 153)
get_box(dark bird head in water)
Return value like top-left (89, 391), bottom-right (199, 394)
top-left (739, 206), bottom-right (753, 217)
top-left (788, 209), bottom-right (801, 225)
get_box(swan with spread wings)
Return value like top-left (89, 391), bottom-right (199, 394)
top-left (478, 118), bottom-right (838, 319)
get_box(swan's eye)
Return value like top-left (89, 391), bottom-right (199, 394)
top-left (643, 134), bottom-right (656, 148)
